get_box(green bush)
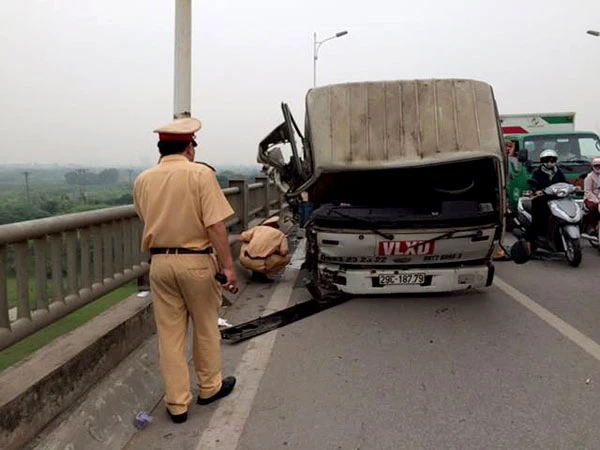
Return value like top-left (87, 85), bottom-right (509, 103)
top-left (0, 199), bottom-right (51, 225)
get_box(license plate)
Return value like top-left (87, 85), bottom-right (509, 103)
top-left (378, 273), bottom-right (426, 285)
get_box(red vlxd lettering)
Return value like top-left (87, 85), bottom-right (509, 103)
top-left (378, 241), bottom-right (435, 256)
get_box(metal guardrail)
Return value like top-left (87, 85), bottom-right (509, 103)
top-left (0, 175), bottom-right (283, 350)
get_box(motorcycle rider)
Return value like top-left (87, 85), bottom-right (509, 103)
top-left (583, 156), bottom-right (600, 235)
top-left (505, 139), bottom-right (517, 158)
top-left (525, 149), bottom-right (567, 247)
top-left (495, 139), bottom-right (521, 260)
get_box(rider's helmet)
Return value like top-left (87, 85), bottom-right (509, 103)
top-left (539, 149), bottom-right (558, 170)
top-left (592, 157), bottom-right (600, 174)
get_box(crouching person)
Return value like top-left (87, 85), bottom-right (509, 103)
top-left (240, 216), bottom-right (291, 282)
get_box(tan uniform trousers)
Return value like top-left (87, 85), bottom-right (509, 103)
top-left (239, 244), bottom-right (291, 275)
top-left (149, 253), bottom-right (223, 415)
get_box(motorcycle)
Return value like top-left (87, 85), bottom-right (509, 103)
top-left (511, 182), bottom-right (583, 267)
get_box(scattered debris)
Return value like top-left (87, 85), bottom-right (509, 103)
top-left (435, 307), bottom-right (449, 315)
top-left (221, 295), bottom-right (233, 307)
top-left (221, 295), bottom-right (350, 343)
top-left (133, 412), bottom-right (153, 430)
top-left (218, 317), bottom-right (233, 328)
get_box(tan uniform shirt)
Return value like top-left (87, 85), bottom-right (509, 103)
top-left (133, 155), bottom-right (234, 251)
top-left (239, 225), bottom-right (291, 274)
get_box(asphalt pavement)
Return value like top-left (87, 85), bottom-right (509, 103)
top-left (124, 238), bottom-right (600, 450)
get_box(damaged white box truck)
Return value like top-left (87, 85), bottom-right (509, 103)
top-left (258, 78), bottom-right (507, 299)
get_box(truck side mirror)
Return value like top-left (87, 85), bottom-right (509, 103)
top-left (517, 149), bottom-right (528, 163)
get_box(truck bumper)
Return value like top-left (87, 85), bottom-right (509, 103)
top-left (318, 263), bottom-right (494, 295)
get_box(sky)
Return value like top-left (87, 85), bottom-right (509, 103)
top-left (1, 0), bottom-right (599, 169)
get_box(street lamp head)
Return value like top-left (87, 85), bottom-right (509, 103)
top-left (587, 30), bottom-right (600, 37)
top-left (314, 30), bottom-right (349, 88)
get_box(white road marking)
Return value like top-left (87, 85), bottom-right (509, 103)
top-left (197, 259), bottom-right (600, 450)
top-left (495, 276), bottom-right (600, 362)
top-left (195, 239), bottom-right (306, 450)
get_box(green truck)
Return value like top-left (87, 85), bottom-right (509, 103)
top-left (502, 113), bottom-right (600, 213)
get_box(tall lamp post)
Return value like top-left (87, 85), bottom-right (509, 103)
top-left (586, 30), bottom-right (600, 137)
top-left (174, 0), bottom-right (192, 119)
top-left (313, 30), bottom-right (348, 88)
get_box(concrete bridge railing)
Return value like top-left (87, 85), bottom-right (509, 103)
top-left (0, 175), bottom-right (282, 351)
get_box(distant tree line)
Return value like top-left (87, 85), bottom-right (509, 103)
top-left (0, 195), bottom-right (73, 225)
top-left (0, 166), bottom-right (262, 225)
top-left (64, 169), bottom-right (120, 186)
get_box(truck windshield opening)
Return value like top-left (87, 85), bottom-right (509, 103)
top-left (523, 133), bottom-right (600, 163)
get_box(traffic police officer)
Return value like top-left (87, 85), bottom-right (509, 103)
top-left (239, 216), bottom-right (291, 282)
top-left (133, 117), bottom-right (238, 423)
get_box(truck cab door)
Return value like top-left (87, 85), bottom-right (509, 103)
top-left (257, 103), bottom-right (313, 197)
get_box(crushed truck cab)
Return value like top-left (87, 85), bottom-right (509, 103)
top-left (258, 79), bottom-right (506, 298)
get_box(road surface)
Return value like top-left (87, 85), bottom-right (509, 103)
top-left (124, 237), bottom-right (600, 450)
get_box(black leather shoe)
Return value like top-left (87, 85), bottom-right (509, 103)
top-left (197, 376), bottom-right (237, 405)
top-left (167, 409), bottom-right (188, 424)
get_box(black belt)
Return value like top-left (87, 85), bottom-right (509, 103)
top-left (150, 247), bottom-right (213, 255)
